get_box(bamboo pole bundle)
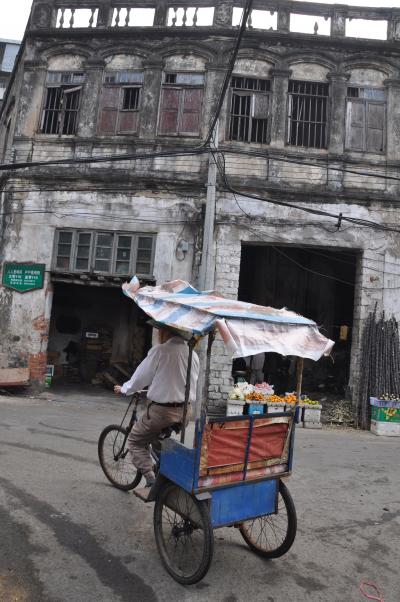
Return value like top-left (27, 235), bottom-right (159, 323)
top-left (356, 311), bottom-right (400, 429)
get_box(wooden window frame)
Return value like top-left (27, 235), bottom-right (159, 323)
top-left (53, 230), bottom-right (156, 277)
top-left (158, 71), bottom-right (204, 137)
top-left (345, 87), bottom-right (386, 154)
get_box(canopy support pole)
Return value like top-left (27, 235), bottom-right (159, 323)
top-left (180, 337), bottom-right (196, 444)
top-left (200, 329), bottom-right (216, 423)
top-left (296, 357), bottom-right (304, 401)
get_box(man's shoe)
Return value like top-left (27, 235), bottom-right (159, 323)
top-left (144, 471), bottom-right (156, 488)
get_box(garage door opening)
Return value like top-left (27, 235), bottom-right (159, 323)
top-left (237, 244), bottom-right (358, 395)
top-left (47, 282), bottom-right (152, 389)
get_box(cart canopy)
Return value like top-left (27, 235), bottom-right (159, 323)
top-left (123, 277), bottom-right (334, 361)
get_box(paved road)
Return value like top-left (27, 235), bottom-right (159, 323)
top-left (0, 392), bottom-right (399, 602)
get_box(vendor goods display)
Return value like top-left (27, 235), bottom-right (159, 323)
top-left (370, 395), bottom-right (400, 437)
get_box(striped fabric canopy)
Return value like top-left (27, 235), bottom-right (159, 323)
top-left (122, 277), bottom-right (334, 360)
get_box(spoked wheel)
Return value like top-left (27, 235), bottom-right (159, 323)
top-left (154, 482), bottom-right (214, 584)
top-left (239, 480), bottom-right (297, 558)
top-left (98, 425), bottom-right (142, 491)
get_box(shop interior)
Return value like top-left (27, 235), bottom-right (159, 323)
top-left (237, 244), bottom-right (358, 395)
top-left (47, 282), bottom-right (152, 389)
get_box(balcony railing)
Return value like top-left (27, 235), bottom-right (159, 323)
top-left (31, 1), bottom-right (400, 42)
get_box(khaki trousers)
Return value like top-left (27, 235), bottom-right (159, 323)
top-left (127, 401), bottom-right (189, 475)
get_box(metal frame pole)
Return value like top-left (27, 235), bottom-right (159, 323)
top-left (180, 337), bottom-right (196, 444)
top-left (200, 330), bottom-right (215, 422)
top-left (296, 357), bottom-right (304, 402)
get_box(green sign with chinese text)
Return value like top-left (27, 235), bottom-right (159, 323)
top-left (2, 263), bottom-right (45, 293)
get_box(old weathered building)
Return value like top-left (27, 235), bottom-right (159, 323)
top-left (1, 0), bottom-right (400, 412)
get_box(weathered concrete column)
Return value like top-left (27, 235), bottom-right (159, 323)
top-left (14, 61), bottom-right (47, 139)
top-left (30, 1), bottom-right (55, 29)
top-left (97, 1), bottom-right (113, 28)
top-left (384, 78), bottom-right (400, 195)
top-left (154, 1), bottom-right (168, 26)
top-left (269, 69), bottom-right (291, 148)
top-left (77, 61), bottom-right (104, 139)
top-left (140, 61), bottom-right (163, 139)
top-left (330, 9), bottom-right (346, 38)
top-left (327, 71), bottom-right (349, 191)
top-left (213, 0), bottom-right (234, 27)
top-left (277, 8), bottom-right (290, 33)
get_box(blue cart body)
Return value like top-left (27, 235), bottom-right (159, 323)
top-left (160, 410), bottom-right (298, 527)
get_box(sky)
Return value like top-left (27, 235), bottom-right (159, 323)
top-left (0, 0), bottom-right (400, 42)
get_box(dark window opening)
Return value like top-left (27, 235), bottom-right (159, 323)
top-left (287, 80), bottom-right (329, 149)
top-left (40, 72), bottom-right (85, 135)
top-left (346, 87), bottom-right (386, 153)
top-left (229, 76), bottom-right (270, 144)
top-left (41, 85), bottom-right (81, 135)
top-left (122, 87), bottom-right (140, 111)
top-left (238, 244), bottom-right (357, 395)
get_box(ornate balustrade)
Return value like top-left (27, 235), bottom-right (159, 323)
top-left (30, 0), bottom-right (400, 42)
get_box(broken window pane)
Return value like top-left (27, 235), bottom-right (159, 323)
top-left (229, 77), bottom-right (270, 143)
top-left (288, 80), bottom-right (329, 149)
top-left (41, 75), bottom-right (83, 135)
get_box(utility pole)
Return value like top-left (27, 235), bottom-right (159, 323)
top-left (198, 122), bottom-right (218, 291)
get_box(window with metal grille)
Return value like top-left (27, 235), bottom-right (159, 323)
top-left (287, 80), bottom-right (329, 149)
top-left (346, 87), bottom-right (386, 153)
top-left (54, 230), bottom-right (155, 277)
top-left (40, 72), bottom-right (85, 135)
top-left (159, 72), bottom-right (204, 136)
top-left (98, 71), bottom-right (143, 135)
top-left (229, 76), bottom-right (270, 144)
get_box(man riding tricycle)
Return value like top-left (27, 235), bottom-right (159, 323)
top-left (98, 277), bottom-right (333, 584)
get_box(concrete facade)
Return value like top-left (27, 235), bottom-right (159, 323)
top-left (1, 0), bottom-right (400, 412)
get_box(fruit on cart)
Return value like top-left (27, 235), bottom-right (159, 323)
top-left (299, 397), bottom-right (321, 406)
top-left (245, 390), bottom-right (268, 402)
top-left (284, 394), bottom-right (297, 405)
top-left (266, 395), bottom-right (286, 404)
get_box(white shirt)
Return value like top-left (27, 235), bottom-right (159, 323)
top-left (121, 337), bottom-right (200, 403)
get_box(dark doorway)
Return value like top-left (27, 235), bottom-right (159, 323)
top-left (238, 245), bottom-right (357, 395)
top-left (47, 282), bottom-right (152, 387)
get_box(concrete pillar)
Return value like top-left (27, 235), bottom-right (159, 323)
top-left (154, 1), bottom-right (168, 26)
top-left (30, 1), bottom-right (55, 29)
top-left (77, 61), bottom-right (104, 139)
top-left (327, 71), bottom-right (349, 191)
top-left (277, 9), bottom-right (290, 33)
top-left (213, 0), bottom-right (234, 27)
top-left (97, 1), bottom-right (113, 28)
top-left (330, 9), bottom-right (346, 38)
top-left (140, 61), bottom-right (163, 139)
top-left (269, 69), bottom-right (291, 148)
top-left (384, 79), bottom-right (400, 195)
top-left (14, 62), bottom-right (47, 138)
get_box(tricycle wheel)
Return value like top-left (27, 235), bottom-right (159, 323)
top-left (239, 479), bottom-right (297, 558)
top-left (98, 425), bottom-right (142, 491)
top-left (153, 482), bottom-right (214, 584)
